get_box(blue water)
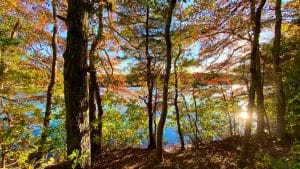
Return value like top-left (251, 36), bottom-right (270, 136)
top-left (141, 127), bottom-right (187, 147)
top-left (1, 94), bottom-right (188, 148)
top-left (32, 123), bottom-right (185, 147)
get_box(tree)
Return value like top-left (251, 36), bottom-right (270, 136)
top-left (173, 49), bottom-right (185, 150)
top-left (116, 0), bottom-right (165, 149)
top-left (255, 44), bottom-right (266, 140)
top-left (63, 0), bottom-right (91, 168)
top-left (88, 0), bottom-right (105, 157)
top-left (239, 0), bottom-right (266, 167)
top-left (273, 0), bottom-right (287, 141)
top-left (1, 1), bottom-right (56, 167)
top-left (156, 0), bottom-right (176, 162)
top-left (28, 0), bottom-right (59, 163)
top-left (145, 2), bottom-right (156, 149)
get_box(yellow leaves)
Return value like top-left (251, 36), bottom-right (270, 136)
top-left (1, 0), bottom-right (18, 13)
top-left (281, 22), bottom-right (300, 39)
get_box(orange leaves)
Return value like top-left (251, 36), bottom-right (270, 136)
top-left (178, 72), bottom-right (230, 88)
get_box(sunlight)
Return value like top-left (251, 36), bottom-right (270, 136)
top-left (240, 112), bottom-right (249, 120)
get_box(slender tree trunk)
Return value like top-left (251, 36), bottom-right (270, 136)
top-left (174, 53), bottom-right (185, 150)
top-left (262, 59), bottom-right (272, 136)
top-left (223, 92), bottom-right (233, 137)
top-left (182, 91), bottom-right (200, 149)
top-left (154, 86), bottom-right (158, 135)
top-left (182, 94), bottom-right (198, 147)
top-left (1, 116), bottom-right (10, 169)
top-left (64, 0), bottom-right (90, 168)
top-left (230, 90), bottom-right (236, 136)
top-left (1, 101), bottom-right (5, 168)
top-left (89, 63), bottom-right (104, 156)
top-left (92, 4), bottom-right (105, 153)
top-left (1, 145), bottom-right (4, 169)
top-left (95, 80), bottom-right (104, 152)
top-left (256, 53), bottom-right (265, 139)
top-left (89, 72), bottom-right (97, 156)
top-left (146, 4), bottom-right (156, 149)
top-left (264, 108), bottom-right (272, 136)
top-left (192, 85), bottom-right (200, 145)
top-left (39, 0), bottom-right (58, 152)
top-left (30, 0), bottom-right (58, 162)
top-left (89, 0), bottom-right (104, 157)
top-left (239, 0), bottom-right (266, 167)
top-left (156, 0), bottom-right (176, 162)
top-left (272, 0), bottom-right (286, 141)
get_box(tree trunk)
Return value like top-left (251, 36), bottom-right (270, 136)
top-left (156, 0), bottom-right (176, 162)
top-left (154, 85), bottom-right (158, 135)
top-left (262, 59), bottom-right (272, 136)
top-left (1, 145), bottom-right (5, 169)
top-left (95, 80), bottom-right (104, 152)
top-left (30, 0), bottom-right (58, 162)
top-left (174, 52), bottom-right (185, 150)
top-left (272, 0), bottom-right (286, 141)
top-left (264, 108), bottom-right (272, 136)
top-left (192, 85), bottom-right (200, 146)
top-left (239, 0), bottom-right (266, 167)
top-left (89, 0), bottom-right (104, 157)
top-left (89, 72), bottom-right (97, 156)
top-left (1, 100), bottom-right (5, 168)
top-left (64, 0), bottom-right (90, 168)
top-left (89, 64), bottom-right (104, 156)
top-left (223, 92), bottom-right (233, 137)
top-left (230, 89), bottom-right (237, 136)
top-left (182, 94), bottom-right (200, 147)
top-left (256, 53), bottom-right (265, 139)
top-left (146, 4), bottom-right (156, 149)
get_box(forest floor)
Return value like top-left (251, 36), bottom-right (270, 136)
top-left (46, 136), bottom-right (292, 169)
top-left (91, 136), bottom-right (292, 169)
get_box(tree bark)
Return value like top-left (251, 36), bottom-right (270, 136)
top-left (156, 0), bottom-right (176, 162)
top-left (154, 85), bottom-right (158, 135)
top-left (192, 85), bottom-right (200, 146)
top-left (239, 0), bottom-right (266, 167)
top-left (95, 79), bottom-right (104, 152)
top-left (272, 0), bottom-right (286, 141)
top-left (89, 0), bottom-right (104, 157)
top-left (262, 60), bottom-right (272, 136)
top-left (89, 71), bottom-right (97, 156)
top-left (1, 145), bottom-right (4, 169)
top-left (146, 4), bottom-right (156, 149)
top-left (256, 52), bottom-right (265, 139)
top-left (64, 0), bottom-right (90, 168)
top-left (174, 52), bottom-right (185, 150)
top-left (89, 64), bottom-right (104, 157)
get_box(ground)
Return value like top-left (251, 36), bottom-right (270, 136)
top-left (46, 136), bottom-right (293, 169)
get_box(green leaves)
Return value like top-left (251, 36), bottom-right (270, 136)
top-left (68, 150), bottom-right (90, 169)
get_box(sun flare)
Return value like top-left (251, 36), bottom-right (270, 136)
top-left (240, 112), bottom-right (249, 120)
